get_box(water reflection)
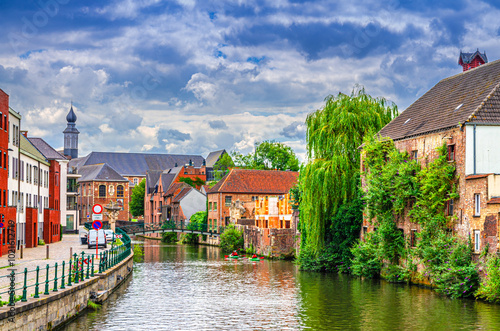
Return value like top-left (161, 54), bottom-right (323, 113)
top-left (65, 239), bottom-right (500, 330)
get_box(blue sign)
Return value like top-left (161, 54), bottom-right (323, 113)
top-left (0, 223), bottom-right (3, 228)
top-left (92, 220), bottom-right (102, 230)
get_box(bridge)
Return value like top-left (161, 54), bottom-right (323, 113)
top-left (85, 221), bottom-right (223, 237)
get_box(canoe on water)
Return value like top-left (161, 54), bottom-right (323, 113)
top-left (250, 257), bottom-right (261, 261)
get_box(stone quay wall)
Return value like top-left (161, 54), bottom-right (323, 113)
top-left (0, 252), bottom-right (133, 331)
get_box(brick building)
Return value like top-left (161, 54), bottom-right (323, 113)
top-left (361, 55), bottom-right (500, 254)
top-left (77, 163), bottom-right (130, 224)
top-left (207, 169), bottom-right (299, 232)
top-left (0, 89), bottom-right (16, 256)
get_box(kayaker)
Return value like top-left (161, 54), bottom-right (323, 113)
top-left (232, 250), bottom-right (238, 256)
top-left (252, 254), bottom-right (257, 259)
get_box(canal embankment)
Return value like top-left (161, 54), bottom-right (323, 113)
top-left (0, 229), bottom-right (132, 331)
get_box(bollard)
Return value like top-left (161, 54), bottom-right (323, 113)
top-left (46, 244), bottom-right (49, 259)
top-left (20, 245), bottom-right (23, 259)
top-left (70, 247), bottom-right (73, 260)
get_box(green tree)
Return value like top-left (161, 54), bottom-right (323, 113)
top-left (213, 153), bottom-right (234, 180)
top-left (231, 140), bottom-right (300, 171)
top-left (180, 211), bottom-right (208, 244)
top-left (300, 87), bottom-right (397, 259)
top-left (219, 225), bottom-right (244, 253)
top-left (130, 179), bottom-right (146, 217)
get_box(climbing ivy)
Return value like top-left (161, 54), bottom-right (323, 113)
top-left (352, 136), bottom-right (478, 298)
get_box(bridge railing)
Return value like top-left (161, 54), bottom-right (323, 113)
top-left (117, 220), bottom-right (225, 235)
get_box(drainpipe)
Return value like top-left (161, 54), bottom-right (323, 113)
top-left (473, 124), bottom-right (477, 175)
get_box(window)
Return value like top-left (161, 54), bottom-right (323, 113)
top-left (117, 185), bottom-right (124, 197)
top-left (209, 202), bottom-right (212, 210)
top-left (474, 194), bottom-right (480, 216)
top-left (133, 178), bottom-right (138, 185)
top-left (474, 230), bottom-right (481, 253)
top-left (99, 185), bottom-right (106, 198)
top-left (446, 199), bottom-right (454, 216)
top-left (225, 196), bottom-right (232, 207)
top-left (411, 150), bottom-right (418, 160)
top-left (447, 144), bottom-right (455, 161)
top-left (213, 202), bottom-right (217, 211)
top-left (411, 230), bottom-right (417, 247)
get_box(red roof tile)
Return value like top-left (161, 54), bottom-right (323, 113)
top-left (487, 197), bottom-right (500, 204)
top-left (164, 182), bottom-right (190, 197)
top-left (208, 169), bottom-right (298, 194)
top-left (465, 174), bottom-right (492, 180)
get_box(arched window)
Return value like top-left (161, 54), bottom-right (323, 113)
top-left (117, 185), bottom-right (124, 197)
top-left (99, 185), bottom-right (106, 198)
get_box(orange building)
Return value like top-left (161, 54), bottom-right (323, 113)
top-left (254, 194), bottom-right (293, 229)
top-left (207, 169), bottom-right (298, 231)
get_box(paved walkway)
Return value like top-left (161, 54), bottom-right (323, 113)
top-left (0, 227), bottom-right (112, 301)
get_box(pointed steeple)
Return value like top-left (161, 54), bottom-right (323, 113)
top-left (63, 103), bottom-right (80, 159)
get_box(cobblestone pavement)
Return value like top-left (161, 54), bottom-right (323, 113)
top-left (0, 227), bottom-right (113, 301)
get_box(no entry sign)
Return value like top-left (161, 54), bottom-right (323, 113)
top-left (92, 220), bottom-right (102, 230)
top-left (92, 204), bottom-right (103, 214)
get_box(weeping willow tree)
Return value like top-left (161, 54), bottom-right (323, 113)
top-left (300, 86), bottom-right (397, 260)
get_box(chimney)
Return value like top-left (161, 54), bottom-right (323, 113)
top-left (459, 49), bottom-right (488, 72)
top-left (21, 130), bottom-right (28, 137)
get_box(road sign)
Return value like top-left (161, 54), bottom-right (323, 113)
top-left (92, 214), bottom-right (103, 221)
top-left (0, 223), bottom-right (3, 228)
top-left (92, 220), bottom-right (102, 230)
top-left (115, 234), bottom-right (123, 239)
top-left (92, 204), bottom-right (103, 214)
top-left (83, 258), bottom-right (89, 264)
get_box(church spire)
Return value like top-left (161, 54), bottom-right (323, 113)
top-left (63, 104), bottom-right (80, 159)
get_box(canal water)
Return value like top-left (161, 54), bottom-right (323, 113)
top-left (65, 239), bottom-right (500, 330)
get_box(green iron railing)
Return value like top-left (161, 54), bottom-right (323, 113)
top-left (0, 230), bottom-right (131, 307)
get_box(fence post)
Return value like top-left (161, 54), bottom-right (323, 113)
top-left (86, 255), bottom-right (90, 279)
top-left (60, 261), bottom-right (66, 289)
top-left (80, 252), bottom-right (85, 280)
top-left (91, 254), bottom-right (95, 277)
top-left (53, 262), bottom-right (58, 292)
top-left (73, 253), bottom-right (79, 284)
top-left (44, 264), bottom-right (50, 295)
top-left (67, 259), bottom-right (72, 287)
top-left (21, 268), bottom-right (28, 302)
top-left (34, 266), bottom-right (40, 298)
top-left (99, 252), bottom-right (103, 273)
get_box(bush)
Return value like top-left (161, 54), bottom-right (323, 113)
top-left (350, 237), bottom-right (381, 278)
top-left (219, 225), bottom-right (243, 253)
top-left (476, 254), bottom-right (500, 302)
top-left (38, 239), bottom-right (45, 246)
top-left (162, 232), bottom-right (178, 243)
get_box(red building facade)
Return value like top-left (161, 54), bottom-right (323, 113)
top-left (0, 89), bottom-right (17, 256)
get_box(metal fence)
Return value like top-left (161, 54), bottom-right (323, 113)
top-left (0, 228), bottom-right (131, 307)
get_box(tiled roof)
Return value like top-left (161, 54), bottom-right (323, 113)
top-left (172, 187), bottom-right (192, 203)
top-left (146, 170), bottom-right (163, 192)
top-left (208, 169), bottom-right (299, 194)
top-left (164, 182), bottom-right (191, 197)
top-left (69, 151), bottom-right (205, 176)
top-left (20, 135), bottom-right (50, 166)
top-left (378, 59), bottom-right (500, 141)
top-left (161, 173), bottom-right (177, 191)
top-left (28, 138), bottom-right (66, 160)
top-left (78, 163), bottom-right (128, 182)
top-left (205, 150), bottom-right (226, 167)
top-left (487, 197), bottom-right (500, 204)
top-left (465, 174), bottom-right (492, 180)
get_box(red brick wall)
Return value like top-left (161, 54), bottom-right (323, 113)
top-left (243, 226), bottom-right (296, 257)
top-left (43, 209), bottom-right (60, 244)
top-left (0, 89), bottom-right (16, 256)
top-left (79, 180), bottom-right (130, 224)
top-left (25, 208), bottom-right (38, 248)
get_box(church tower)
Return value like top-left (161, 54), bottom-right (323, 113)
top-left (63, 105), bottom-right (79, 159)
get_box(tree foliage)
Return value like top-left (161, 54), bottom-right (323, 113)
top-left (213, 153), bottom-right (234, 181)
top-left (180, 211), bottom-right (207, 244)
top-left (219, 225), bottom-right (244, 253)
top-left (178, 176), bottom-right (205, 188)
top-left (130, 179), bottom-right (146, 217)
top-left (300, 87), bottom-right (397, 256)
top-left (231, 140), bottom-right (300, 171)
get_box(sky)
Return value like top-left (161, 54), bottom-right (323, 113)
top-left (1, 0), bottom-right (500, 162)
